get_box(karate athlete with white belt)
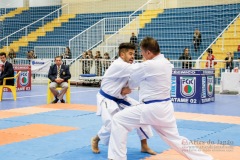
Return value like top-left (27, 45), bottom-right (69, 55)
top-left (108, 37), bottom-right (215, 160)
top-left (91, 42), bottom-right (156, 155)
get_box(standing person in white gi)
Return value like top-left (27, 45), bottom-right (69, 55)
top-left (91, 43), bottom-right (156, 155)
top-left (108, 37), bottom-right (214, 160)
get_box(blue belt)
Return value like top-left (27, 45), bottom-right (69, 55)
top-left (143, 98), bottom-right (171, 104)
top-left (99, 89), bottom-right (131, 106)
top-left (100, 89), bottom-right (149, 139)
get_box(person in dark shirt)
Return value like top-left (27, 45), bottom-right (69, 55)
top-left (193, 29), bottom-right (202, 52)
top-left (48, 56), bottom-right (71, 103)
top-left (224, 52), bottom-right (234, 72)
top-left (130, 32), bottom-right (137, 44)
top-left (0, 52), bottom-right (14, 86)
top-left (8, 48), bottom-right (16, 59)
top-left (179, 48), bottom-right (192, 69)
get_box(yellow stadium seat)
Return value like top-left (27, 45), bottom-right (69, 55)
top-left (0, 71), bottom-right (21, 101)
top-left (46, 80), bottom-right (71, 104)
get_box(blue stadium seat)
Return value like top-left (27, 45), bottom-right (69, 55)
top-left (138, 3), bottom-right (240, 60)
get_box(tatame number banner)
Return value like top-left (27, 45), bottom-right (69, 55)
top-left (3, 65), bottom-right (32, 92)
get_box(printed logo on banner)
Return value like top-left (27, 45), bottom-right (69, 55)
top-left (201, 77), bottom-right (206, 98)
top-left (32, 61), bottom-right (44, 65)
top-left (20, 71), bottom-right (29, 86)
top-left (171, 76), bottom-right (176, 97)
top-left (207, 76), bottom-right (214, 97)
top-left (180, 77), bottom-right (196, 98)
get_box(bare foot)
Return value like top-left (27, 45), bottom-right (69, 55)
top-left (91, 137), bottom-right (100, 153)
top-left (141, 147), bottom-right (157, 155)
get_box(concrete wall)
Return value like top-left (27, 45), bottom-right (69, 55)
top-left (61, 0), bottom-right (147, 14)
top-left (1, 0), bottom-right (239, 10)
top-left (29, 0), bottom-right (61, 7)
top-left (0, 0), bottom-right (61, 8)
top-left (0, 0), bottom-right (23, 8)
top-left (177, 0), bottom-right (240, 8)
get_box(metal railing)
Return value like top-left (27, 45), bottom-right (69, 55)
top-left (34, 46), bottom-right (66, 59)
top-left (104, 0), bottom-right (162, 55)
top-left (8, 58), bottom-right (240, 86)
top-left (0, 4), bottom-right (69, 51)
top-left (69, 17), bottom-right (131, 60)
top-left (68, 0), bottom-right (162, 64)
top-left (198, 13), bottom-right (240, 60)
top-left (69, 19), bottom-right (105, 59)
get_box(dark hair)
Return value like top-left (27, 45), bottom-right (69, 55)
top-left (140, 37), bottom-right (160, 55)
top-left (183, 47), bottom-right (189, 53)
top-left (55, 56), bottom-right (62, 60)
top-left (0, 52), bottom-right (7, 57)
top-left (118, 43), bottom-right (135, 56)
top-left (207, 48), bottom-right (213, 54)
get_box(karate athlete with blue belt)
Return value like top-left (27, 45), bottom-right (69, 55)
top-left (91, 43), bottom-right (156, 155)
top-left (108, 37), bottom-right (214, 160)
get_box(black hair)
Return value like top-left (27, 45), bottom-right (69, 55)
top-left (207, 48), bottom-right (213, 54)
top-left (0, 52), bottom-right (7, 57)
top-left (118, 43), bottom-right (135, 56)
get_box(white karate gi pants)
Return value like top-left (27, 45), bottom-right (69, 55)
top-left (108, 101), bottom-right (213, 160)
top-left (96, 93), bottom-right (153, 145)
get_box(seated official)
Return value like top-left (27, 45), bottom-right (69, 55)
top-left (0, 52), bottom-right (14, 85)
top-left (48, 56), bottom-right (71, 103)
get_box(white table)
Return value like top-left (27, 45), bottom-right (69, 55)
top-left (220, 72), bottom-right (240, 94)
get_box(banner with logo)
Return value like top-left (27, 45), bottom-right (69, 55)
top-left (3, 65), bottom-right (31, 92)
top-left (171, 69), bottom-right (215, 104)
top-left (31, 59), bottom-right (52, 74)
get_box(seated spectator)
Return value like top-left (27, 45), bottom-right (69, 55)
top-left (179, 48), bottom-right (192, 69)
top-left (224, 52), bottom-right (234, 72)
top-left (48, 56), bottom-right (71, 103)
top-left (87, 50), bottom-right (94, 59)
top-left (80, 51), bottom-right (89, 74)
top-left (95, 51), bottom-right (102, 76)
top-left (62, 47), bottom-right (72, 59)
top-left (205, 48), bottom-right (217, 68)
top-left (27, 50), bottom-right (37, 59)
top-left (8, 48), bottom-right (16, 59)
top-left (193, 29), bottom-right (202, 52)
top-left (102, 52), bottom-right (111, 74)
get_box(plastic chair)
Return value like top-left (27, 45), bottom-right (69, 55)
top-left (47, 79), bottom-right (71, 104)
top-left (0, 71), bottom-right (21, 101)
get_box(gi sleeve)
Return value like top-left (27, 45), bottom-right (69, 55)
top-left (128, 62), bottom-right (146, 89)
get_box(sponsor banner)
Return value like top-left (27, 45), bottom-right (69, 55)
top-left (31, 59), bottom-right (51, 74)
top-left (2, 65), bottom-right (31, 92)
top-left (171, 69), bottom-right (215, 104)
top-left (172, 69), bottom-right (215, 75)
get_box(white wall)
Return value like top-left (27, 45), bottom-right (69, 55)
top-left (0, 0), bottom-right (23, 8)
top-left (29, 0), bottom-right (61, 7)
top-left (0, 0), bottom-right (61, 8)
top-left (176, 0), bottom-right (240, 8)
